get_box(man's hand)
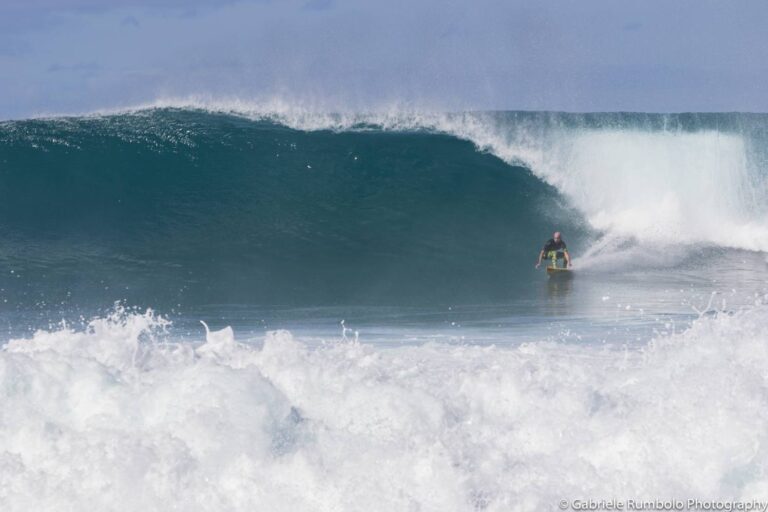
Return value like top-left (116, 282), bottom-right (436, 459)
top-left (535, 262), bottom-right (540, 269)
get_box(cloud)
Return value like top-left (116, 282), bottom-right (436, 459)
top-left (303, 0), bottom-right (333, 11)
top-left (0, 0), bottom-right (253, 34)
top-left (47, 62), bottom-right (101, 75)
top-left (4, 0), bottom-right (244, 10)
top-left (121, 15), bottom-right (140, 27)
top-left (0, 37), bottom-right (30, 56)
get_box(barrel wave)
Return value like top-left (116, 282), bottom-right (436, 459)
top-left (0, 109), bottom-right (585, 309)
top-left (2, 106), bottom-right (767, 312)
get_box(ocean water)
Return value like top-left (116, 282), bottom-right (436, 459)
top-left (1, 105), bottom-right (768, 510)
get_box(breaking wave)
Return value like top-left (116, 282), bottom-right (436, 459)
top-left (2, 302), bottom-right (768, 511)
top-left (1, 104), bottom-right (766, 308)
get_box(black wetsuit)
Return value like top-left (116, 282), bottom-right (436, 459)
top-left (542, 239), bottom-right (567, 267)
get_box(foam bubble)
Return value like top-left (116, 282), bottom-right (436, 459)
top-left (3, 305), bottom-right (768, 510)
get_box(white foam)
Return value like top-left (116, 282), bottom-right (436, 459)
top-left (3, 305), bottom-right (768, 510)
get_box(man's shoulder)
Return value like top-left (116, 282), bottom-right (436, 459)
top-left (544, 239), bottom-right (566, 250)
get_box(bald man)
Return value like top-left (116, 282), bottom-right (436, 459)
top-left (535, 231), bottom-right (571, 269)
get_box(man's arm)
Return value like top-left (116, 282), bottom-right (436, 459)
top-left (535, 250), bottom-right (545, 268)
top-left (564, 250), bottom-right (571, 267)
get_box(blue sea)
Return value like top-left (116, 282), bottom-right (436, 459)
top-left (1, 104), bottom-right (768, 510)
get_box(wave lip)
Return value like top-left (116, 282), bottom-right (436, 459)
top-left (2, 302), bottom-right (768, 510)
top-left (560, 130), bottom-right (767, 247)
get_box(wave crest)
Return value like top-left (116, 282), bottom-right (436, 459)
top-left (116, 98), bottom-right (768, 253)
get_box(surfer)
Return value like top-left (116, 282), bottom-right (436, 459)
top-left (535, 231), bottom-right (571, 269)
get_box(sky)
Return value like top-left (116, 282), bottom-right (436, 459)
top-left (1, 0), bottom-right (767, 119)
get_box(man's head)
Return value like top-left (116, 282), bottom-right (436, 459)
top-left (553, 231), bottom-right (561, 241)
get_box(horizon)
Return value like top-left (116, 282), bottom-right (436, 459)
top-left (6, 102), bottom-right (768, 123)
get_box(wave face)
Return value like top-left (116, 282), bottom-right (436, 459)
top-left (0, 110), bottom-right (581, 308)
top-left (1, 108), bottom-right (767, 308)
top-left (242, 107), bottom-right (768, 252)
top-left (3, 304), bottom-right (768, 511)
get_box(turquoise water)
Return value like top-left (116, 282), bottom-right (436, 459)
top-left (0, 108), bottom-right (766, 342)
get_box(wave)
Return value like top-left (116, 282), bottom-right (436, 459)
top-left (2, 301), bottom-right (768, 510)
top-left (1, 105), bottom-right (767, 307)
top-left (133, 98), bottom-right (768, 252)
top-left (0, 108), bottom-right (581, 307)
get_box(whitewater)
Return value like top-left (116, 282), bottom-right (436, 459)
top-left (3, 303), bottom-right (768, 511)
top-left (2, 104), bottom-right (768, 511)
